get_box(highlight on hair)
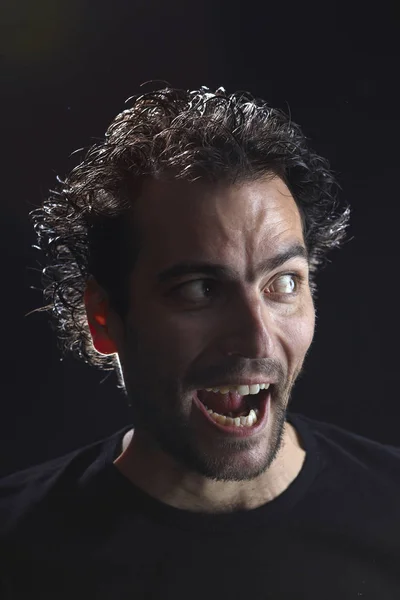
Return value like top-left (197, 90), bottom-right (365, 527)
top-left (30, 85), bottom-right (350, 370)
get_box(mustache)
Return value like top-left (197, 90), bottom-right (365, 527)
top-left (189, 357), bottom-right (285, 389)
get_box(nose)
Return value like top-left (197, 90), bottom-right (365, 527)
top-left (218, 290), bottom-right (276, 360)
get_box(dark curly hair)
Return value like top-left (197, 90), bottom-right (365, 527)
top-left (30, 85), bottom-right (350, 371)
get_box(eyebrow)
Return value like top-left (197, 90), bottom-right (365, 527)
top-left (157, 242), bottom-right (309, 284)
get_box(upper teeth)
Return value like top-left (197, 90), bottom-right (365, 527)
top-left (203, 383), bottom-right (270, 395)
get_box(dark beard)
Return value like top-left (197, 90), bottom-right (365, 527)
top-left (119, 325), bottom-right (295, 482)
top-left (122, 376), bottom-right (292, 482)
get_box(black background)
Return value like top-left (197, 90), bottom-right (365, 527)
top-left (1, 0), bottom-right (399, 476)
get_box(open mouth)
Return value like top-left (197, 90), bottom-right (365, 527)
top-left (194, 385), bottom-right (271, 432)
top-left (199, 393), bottom-right (260, 427)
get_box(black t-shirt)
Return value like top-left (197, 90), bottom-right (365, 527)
top-left (1, 412), bottom-right (399, 599)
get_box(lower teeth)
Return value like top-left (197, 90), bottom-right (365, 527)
top-left (204, 406), bottom-right (259, 427)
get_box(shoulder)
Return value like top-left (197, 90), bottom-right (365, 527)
top-left (291, 411), bottom-right (400, 482)
top-left (0, 427), bottom-right (127, 537)
top-left (0, 448), bottom-right (83, 536)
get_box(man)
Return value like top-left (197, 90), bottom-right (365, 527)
top-left (0, 86), bottom-right (399, 599)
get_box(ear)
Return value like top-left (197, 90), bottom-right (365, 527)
top-left (84, 277), bottom-right (119, 355)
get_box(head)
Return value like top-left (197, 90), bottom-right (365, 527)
top-left (31, 86), bottom-right (350, 481)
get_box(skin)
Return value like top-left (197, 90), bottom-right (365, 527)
top-left (84, 175), bottom-right (316, 513)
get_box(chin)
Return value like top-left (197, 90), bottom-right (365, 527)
top-left (174, 436), bottom-right (280, 482)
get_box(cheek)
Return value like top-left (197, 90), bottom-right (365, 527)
top-left (164, 317), bottom-right (206, 359)
top-left (123, 288), bottom-right (206, 383)
top-left (280, 304), bottom-right (315, 366)
top-left (300, 301), bottom-right (316, 347)
top-left (133, 309), bottom-right (205, 374)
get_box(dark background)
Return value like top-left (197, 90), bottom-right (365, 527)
top-left (1, 0), bottom-right (399, 476)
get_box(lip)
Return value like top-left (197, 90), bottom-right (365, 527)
top-left (193, 389), bottom-right (271, 438)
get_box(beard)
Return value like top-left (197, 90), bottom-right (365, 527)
top-left (119, 325), bottom-right (300, 482)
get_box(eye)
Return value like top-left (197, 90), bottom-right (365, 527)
top-left (171, 273), bottom-right (303, 306)
top-left (172, 279), bottom-right (216, 302)
top-left (268, 274), bottom-right (299, 295)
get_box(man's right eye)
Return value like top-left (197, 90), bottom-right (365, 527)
top-left (172, 279), bottom-right (217, 303)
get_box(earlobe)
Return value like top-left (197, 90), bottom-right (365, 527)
top-left (87, 319), bottom-right (118, 355)
top-left (84, 283), bottom-right (118, 356)
top-left (91, 333), bottom-right (118, 356)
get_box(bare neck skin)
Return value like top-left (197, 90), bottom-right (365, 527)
top-left (113, 422), bottom-right (305, 513)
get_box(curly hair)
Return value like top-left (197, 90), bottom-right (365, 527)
top-left (30, 85), bottom-right (350, 371)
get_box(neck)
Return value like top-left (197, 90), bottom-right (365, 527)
top-left (113, 422), bottom-right (305, 514)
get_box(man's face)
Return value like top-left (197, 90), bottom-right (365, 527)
top-left (113, 175), bottom-right (315, 481)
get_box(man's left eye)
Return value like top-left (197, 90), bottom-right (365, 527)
top-left (268, 274), bottom-right (298, 294)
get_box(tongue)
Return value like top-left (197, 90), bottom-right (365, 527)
top-left (197, 389), bottom-right (248, 416)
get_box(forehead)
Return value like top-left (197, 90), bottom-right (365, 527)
top-left (133, 176), bottom-right (305, 273)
